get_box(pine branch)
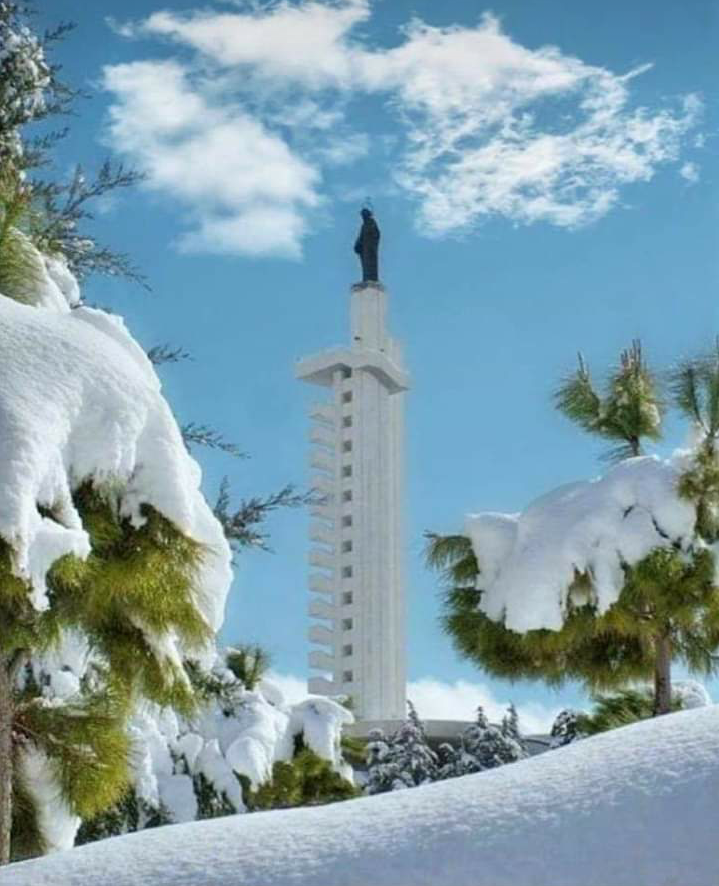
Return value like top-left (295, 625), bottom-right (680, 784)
top-left (214, 478), bottom-right (319, 557)
top-left (224, 644), bottom-right (271, 690)
top-left (554, 352), bottom-right (603, 434)
top-left (669, 362), bottom-right (705, 431)
top-left (30, 162), bottom-right (148, 288)
top-left (181, 423), bottom-right (246, 458)
top-left (424, 532), bottom-right (478, 587)
top-left (147, 343), bottom-right (192, 366)
top-left (556, 342), bottom-right (663, 461)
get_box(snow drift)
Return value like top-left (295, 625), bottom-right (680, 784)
top-left (5, 705), bottom-right (719, 886)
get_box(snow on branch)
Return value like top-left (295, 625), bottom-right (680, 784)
top-left (0, 291), bottom-right (232, 630)
top-left (466, 456), bottom-right (697, 633)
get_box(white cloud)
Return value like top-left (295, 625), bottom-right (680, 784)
top-left (267, 671), bottom-right (560, 735)
top-left (102, 60), bottom-right (320, 257)
top-left (103, 2), bottom-right (701, 256)
top-left (142, 1), bottom-right (370, 88)
top-left (370, 17), bottom-right (700, 233)
top-left (679, 160), bottom-right (700, 184)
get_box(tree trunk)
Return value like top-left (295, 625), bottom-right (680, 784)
top-left (653, 633), bottom-right (672, 717)
top-left (0, 660), bottom-right (13, 865)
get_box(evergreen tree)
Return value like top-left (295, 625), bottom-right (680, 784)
top-left (501, 703), bottom-right (521, 742)
top-left (0, 5), bottom-right (320, 861)
top-left (0, 482), bottom-right (216, 861)
top-left (436, 742), bottom-right (461, 781)
top-left (389, 702), bottom-right (439, 789)
top-left (365, 728), bottom-right (395, 795)
top-left (430, 342), bottom-right (719, 719)
top-left (365, 703), bottom-right (438, 793)
top-left (549, 710), bottom-right (584, 748)
top-left (557, 343), bottom-right (719, 714)
top-left (457, 706), bottom-right (526, 775)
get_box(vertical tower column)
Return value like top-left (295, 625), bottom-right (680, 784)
top-left (296, 282), bottom-right (409, 722)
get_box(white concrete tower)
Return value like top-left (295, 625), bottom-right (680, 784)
top-left (296, 280), bottom-right (409, 721)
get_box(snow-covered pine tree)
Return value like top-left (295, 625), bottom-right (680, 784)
top-left (436, 742), bottom-right (461, 780)
top-left (388, 702), bottom-right (439, 789)
top-left (501, 703), bottom-right (522, 743)
top-left (549, 710), bottom-right (584, 748)
top-left (429, 342), bottom-right (719, 720)
top-left (0, 47), bottom-right (231, 858)
top-left (458, 706), bottom-right (526, 775)
top-left (365, 728), bottom-right (396, 795)
top-left (556, 343), bottom-right (719, 715)
top-left (365, 703), bottom-right (438, 793)
top-left (0, 4), bottom-right (328, 861)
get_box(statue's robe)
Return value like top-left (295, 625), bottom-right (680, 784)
top-left (354, 216), bottom-right (380, 282)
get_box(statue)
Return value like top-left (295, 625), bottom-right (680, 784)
top-left (354, 207), bottom-right (380, 283)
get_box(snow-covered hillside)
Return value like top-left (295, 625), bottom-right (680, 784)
top-left (6, 706), bottom-right (718, 886)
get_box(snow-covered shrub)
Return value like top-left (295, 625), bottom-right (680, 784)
top-left (246, 748), bottom-right (358, 811)
top-left (673, 679), bottom-right (712, 710)
top-left (76, 659), bottom-right (354, 838)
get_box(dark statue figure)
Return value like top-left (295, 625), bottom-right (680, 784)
top-left (354, 207), bottom-right (380, 283)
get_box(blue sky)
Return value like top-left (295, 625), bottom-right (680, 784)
top-left (37, 0), bottom-right (718, 725)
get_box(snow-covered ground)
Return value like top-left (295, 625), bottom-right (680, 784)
top-left (6, 705), bottom-right (718, 886)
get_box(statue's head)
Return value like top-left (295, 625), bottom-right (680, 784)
top-left (361, 207), bottom-right (373, 220)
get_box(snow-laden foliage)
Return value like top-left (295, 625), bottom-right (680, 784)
top-left (0, 2), bottom-right (52, 164)
top-left (466, 455), bottom-right (697, 632)
top-left (366, 703), bottom-right (526, 793)
top-left (0, 252), bottom-right (231, 634)
top-left (76, 659), bottom-right (353, 836)
top-left (0, 240), bottom-right (236, 855)
top-left (549, 709), bottom-right (584, 748)
top-left (0, 203), bottom-right (352, 859)
top-left (456, 707), bottom-right (526, 774)
top-left (366, 703), bottom-right (438, 794)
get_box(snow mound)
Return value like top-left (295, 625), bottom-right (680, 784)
top-left (0, 294), bottom-right (232, 629)
top-left (6, 706), bottom-right (719, 886)
top-left (466, 456), bottom-right (696, 631)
